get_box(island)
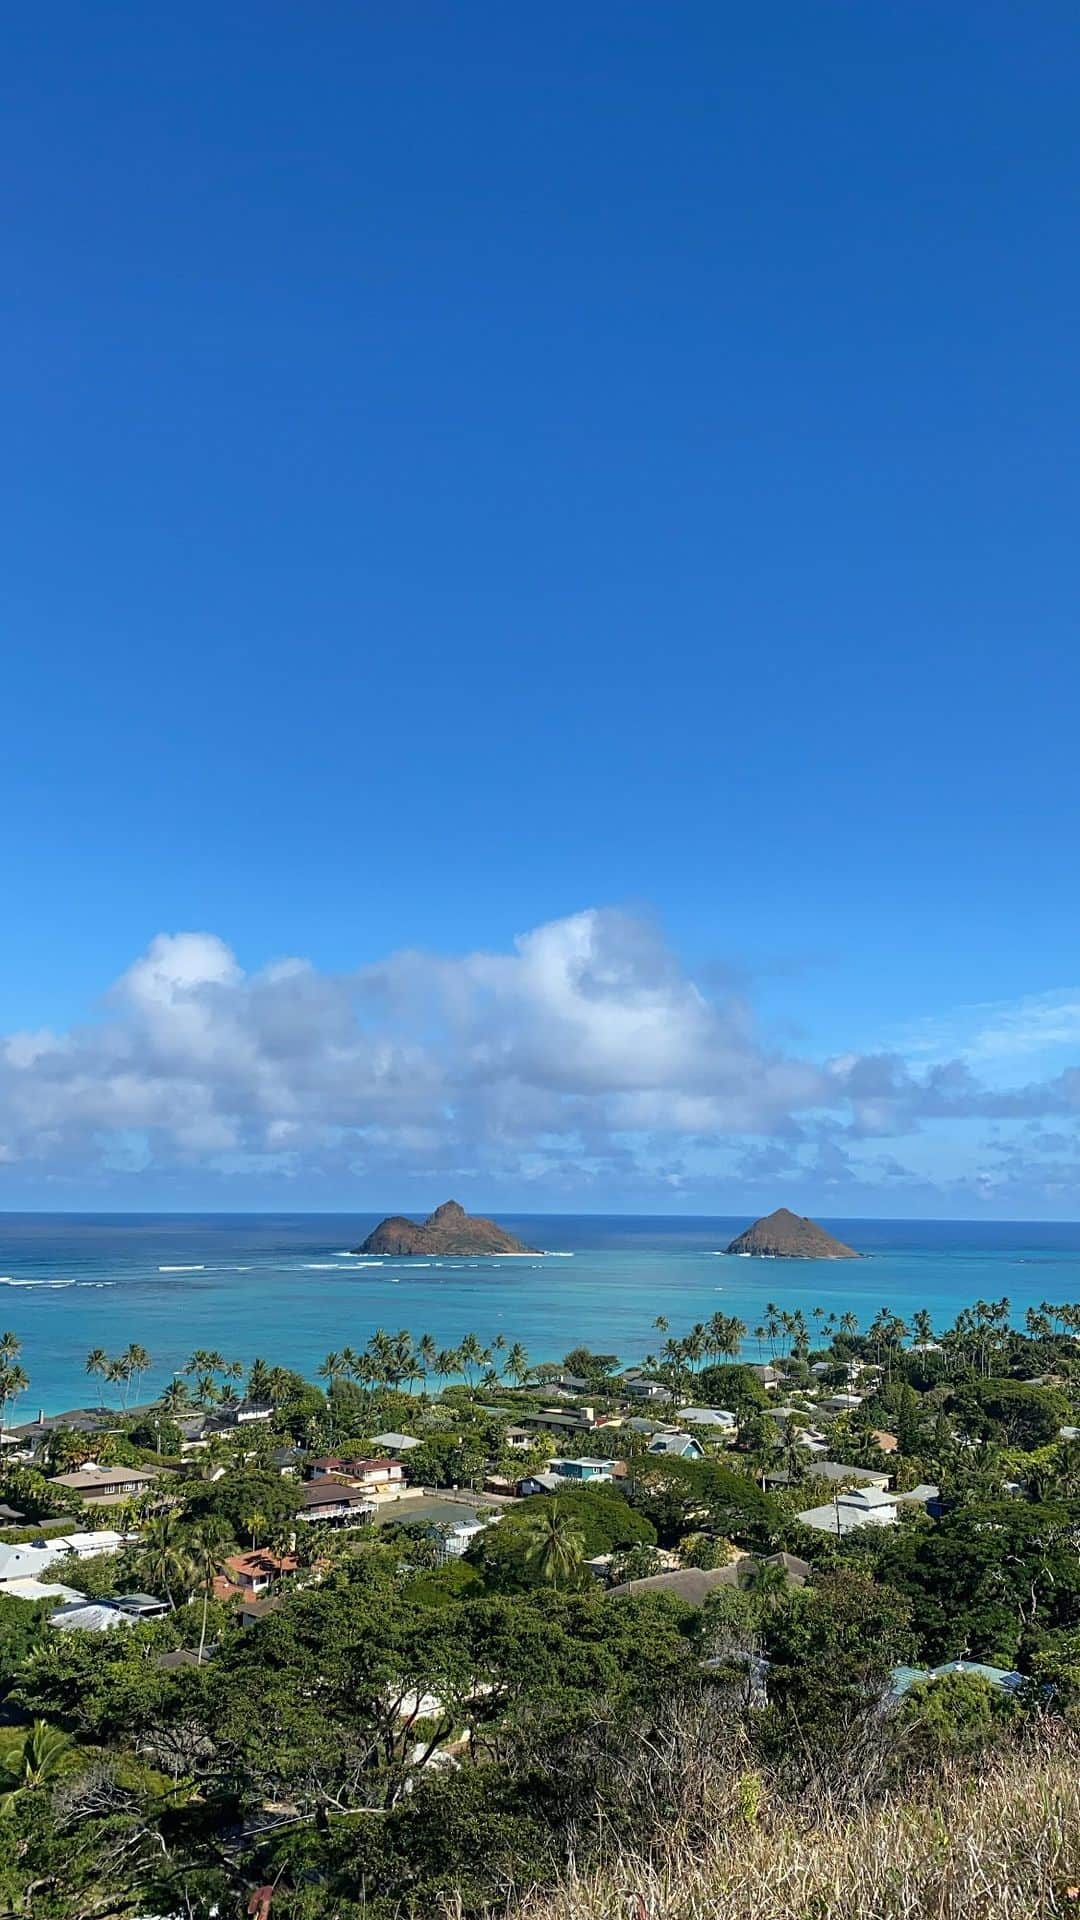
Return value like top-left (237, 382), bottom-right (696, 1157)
top-left (725, 1206), bottom-right (861, 1260)
top-left (353, 1198), bottom-right (538, 1257)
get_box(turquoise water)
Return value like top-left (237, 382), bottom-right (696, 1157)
top-left (1, 1213), bottom-right (1079, 1418)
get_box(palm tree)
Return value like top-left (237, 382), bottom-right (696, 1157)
top-left (247, 1357), bottom-right (273, 1402)
top-left (0, 1721), bottom-right (80, 1807)
top-left (434, 1346), bottom-right (461, 1389)
top-left (121, 1342), bottom-right (151, 1407)
top-left (195, 1371), bottom-right (220, 1407)
top-left (85, 1347), bottom-right (108, 1408)
top-left (458, 1333), bottom-right (485, 1390)
top-left (521, 1501), bottom-right (585, 1590)
top-left (0, 1360), bottom-right (29, 1436)
top-left (505, 1341), bottom-right (530, 1387)
top-left (416, 1333), bottom-right (438, 1389)
top-left (104, 1356), bottom-right (128, 1409)
top-left (189, 1520), bottom-right (233, 1664)
top-left (652, 1315), bottom-right (669, 1335)
top-left (240, 1505), bottom-right (268, 1552)
top-left (137, 1509), bottom-right (196, 1611)
top-left (737, 1557), bottom-right (790, 1612)
top-left (158, 1378), bottom-right (191, 1417)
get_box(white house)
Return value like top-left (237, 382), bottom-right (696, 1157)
top-left (796, 1486), bottom-right (898, 1536)
top-left (677, 1407), bottom-right (737, 1432)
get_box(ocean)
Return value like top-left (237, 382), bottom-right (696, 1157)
top-left (1, 1213), bottom-right (1079, 1419)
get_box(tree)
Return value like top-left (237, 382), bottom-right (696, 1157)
top-left (504, 1341), bottom-right (530, 1387)
top-left (736, 1556), bottom-right (790, 1612)
top-left (121, 1342), bottom-right (151, 1406)
top-left (520, 1501), bottom-right (586, 1590)
top-left (0, 1358), bottom-right (29, 1435)
top-left (762, 1569), bottom-right (913, 1758)
top-left (85, 1347), bottom-right (108, 1408)
top-left (132, 1509), bottom-right (196, 1611)
top-left (0, 1720), bottom-right (80, 1808)
top-left (189, 1520), bottom-right (232, 1663)
top-left (157, 1377), bottom-right (191, 1417)
top-left (899, 1669), bottom-right (1012, 1758)
top-left (562, 1348), bottom-right (619, 1384)
top-left (955, 1377), bottom-right (1070, 1452)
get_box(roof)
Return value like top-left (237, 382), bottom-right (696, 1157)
top-left (679, 1407), bottom-right (736, 1426)
top-left (224, 1550), bottom-right (298, 1580)
top-left (49, 1602), bottom-right (134, 1632)
top-left (895, 1482), bottom-right (940, 1505)
top-left (647, 1432), bottom-right (704, 1456)
top-left (48, 1465), bottom-right (158, 1492)
top-left (308, 1456), bottom-right (398, 1474)
top-left (551, 1456), bottom-right (613, 1472)
top-left (891, 1660), bottom-right (1023, 1697)
top-left (298, 1480), bottom-right (374, 1507)
top-left (112, 1592), bottom-right (167, 1613)
top-left (518, 1472), bottom-right (562, 1493)
top-left (797, 1487), bottom-right (897, 1534)
top-left (369, 1432), bottom-right (422, 1450)
top-left (608, 1566), bottom-right (738, 1605)
top-left (0, 1578), bottom-right (85, 1604)
top-left (810, 1460), bottom-right (891, 1487)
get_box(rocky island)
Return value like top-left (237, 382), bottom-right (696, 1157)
top-left (354, 1199), bottom-right (538, 1257)
top-left (725, 1206), bottom-right (861, 1260)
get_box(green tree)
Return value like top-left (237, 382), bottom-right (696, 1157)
top-left (521, 1502), bottom-right (586, 1589)
top-left (0, 1720), bottom-right (80, 1808)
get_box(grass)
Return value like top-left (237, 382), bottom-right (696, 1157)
top-left (497, 1732), bottom-right (1080, 1920)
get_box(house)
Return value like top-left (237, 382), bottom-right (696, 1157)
top-left (369, 1432), bottom-right (422, 1458)
top-left (10, 1406), bottom-right (119, 1440)
top-left (0, 1578), bottom-right (85, 1606)
top-left (239, 1593), bottom-right (284, 1629)
top-left (678, 1407), bottom-right (737, 1432)
top-left (111, 1592), bottom-right (169, 1620)
top-left (296, 1480), bottom-right (375, 1525)
top-left (894, 1482), bottom-right (942, 1516)
top-left (219, 1399), bottom-right (275, 1427)
top-left (516, 1471), bottom-right (563, 1496)
top-left (502, 1425), bottom-right (534, 1451)
top-left (271, 1445), bottom-right (306, 1477)
top-left (0, 1530), bottom-right (130, 1589)
top-left (818, 1392), bottom-right (863, 1414)
top-left (891, 1660), bottom-right (1023, 1698)
top-left (47, 1464), bottom-right (159, 1506)
top-left (608, 1549), bottom-right (811, 1605)
top-left (440, 1519), bottom-right (488, 1561)
top-left (214, 1549), bottom-right (298, 1601)
top-left (0, 1504), bottom-right (26, 1526)
top-left (39, 1529), bottom-right (130, 1559)
top-left (514, 1408), bottom-right (597, 1438)
top-left (49, 1601), bottom-right (135, 1632)
top-left (549, 1457), bottom-right (614, 1483)
top-left (619, 1369), bottom-right (673, 1403)
top-left (808, 1460), bottom-right (891, 1491)
top-left (306, 1456), bottom-right (404, 1493)
top-left (746, 1365), bottom-right (781, 1391)
top-left (646, 1432), bottom-right (705, 1461)
top-left (796, 1486), bottom-right (898, 1536)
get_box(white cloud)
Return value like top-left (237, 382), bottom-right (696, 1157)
top-left (1, 909), bottom-right (1079, 1199)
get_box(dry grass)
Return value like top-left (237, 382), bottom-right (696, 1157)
top-left (504, 1733), bottom-right (1080, 1920)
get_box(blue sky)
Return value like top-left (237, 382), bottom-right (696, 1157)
top-left (4, 3), bottom-right (1080, 1215)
